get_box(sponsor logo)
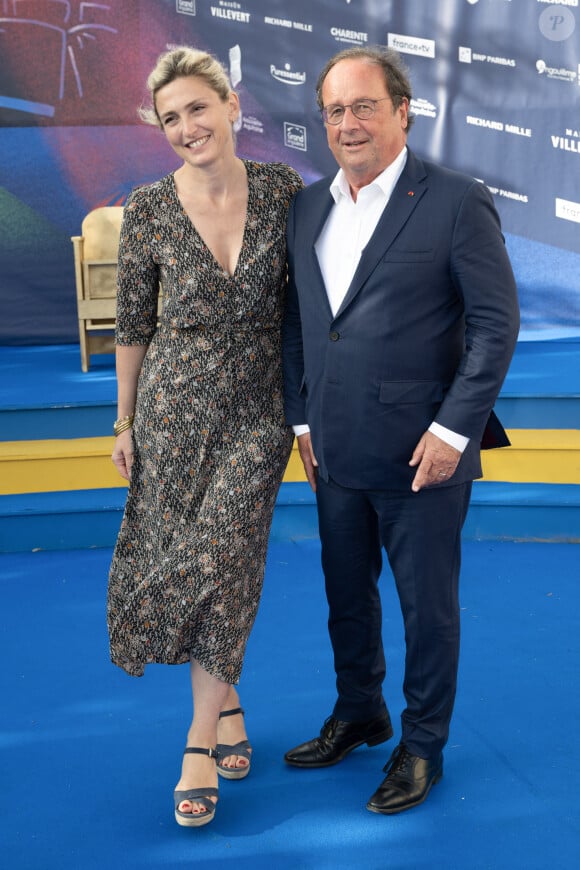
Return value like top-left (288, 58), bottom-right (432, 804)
top-left (229, 44), bottom-right (242, 132)
top-left (486, 184), bottom-right (529, 203)
top-left (458, 46), bottom-right (516, 67)
top-left (555, 197), bottom-right (580, 223)
top-left (551, 128), bottom-right (580, 152)
top-left (242, 115), bottom-right (264, 134)
top-left (284, 122), bottom-right (307, 151)
top-left (210, 2), bottom-right (250, 23)
top-left (387, 33), bottom-right (435, 58)
top-left (176, 0), bottom-right (196, 15)
top-left (330, 27), bottom-right (368, 44)
top-left (264, 17), bottom-right (313, 32)
top-left (229, 44), bottom-right (242, 88)
top-left (467, 115), bottom-right (504, 132)
top-left (539, 5), bottom-right (577, 40)
top-left (536, 59), bottom-right (577, 82)
top-left (537, 0), bottom-right (577, 7)
top-left (466, 115), bottom-right (532, 137)
top-left (270, 63), bottom-right (306, 85)
top-left (411, 97), bottom-right (437, 119)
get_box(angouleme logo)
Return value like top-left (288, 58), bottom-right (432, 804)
top-left (270, 63), bottom-right (306, 85)
top-left (536, 59), bottom-right (577, 82)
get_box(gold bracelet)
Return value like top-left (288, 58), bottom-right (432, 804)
top-left (113, 414), bottom-right (134, 436)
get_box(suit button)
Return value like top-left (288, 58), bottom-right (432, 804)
top-left (329, 331), bottom-right (340, 341)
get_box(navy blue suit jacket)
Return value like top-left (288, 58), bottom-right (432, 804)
top-left (282, 150), bottom-right (520, 490)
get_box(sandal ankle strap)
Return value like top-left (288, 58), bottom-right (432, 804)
top-left (184, 746), bottom-right (218, 758)
top-left (218, 707), bottom-right (244, 719)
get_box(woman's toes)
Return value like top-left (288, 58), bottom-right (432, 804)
top-left (222, 753), bottom-right (249, 769)
top-left (178, 798), bottom-right (213, 815)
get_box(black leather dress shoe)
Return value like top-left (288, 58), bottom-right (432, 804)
top-left (366, 743), bottom-right (443, 814)
top-left (284, 713), bottom-right (393, 768)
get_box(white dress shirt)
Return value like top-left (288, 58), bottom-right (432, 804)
top-left (294, 147), bottom-right (468, 453)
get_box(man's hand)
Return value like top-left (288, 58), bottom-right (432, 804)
top-left (296, 432), bottom-right (319, 492)
top-left (409, 430), bottom-right (461, 493)
top-left (112, 429), bottom-right (134, 481)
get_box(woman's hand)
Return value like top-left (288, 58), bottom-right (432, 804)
top-left (112, 428), bottom-right (135, 481)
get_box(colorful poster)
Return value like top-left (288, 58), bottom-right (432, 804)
top-left (1, 0), bottom-right (578, 342)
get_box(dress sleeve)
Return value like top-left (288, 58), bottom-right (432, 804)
top-left (283, 164), bottom-right (305, 198)
top-left (115, 188), bottom-right (161, 346)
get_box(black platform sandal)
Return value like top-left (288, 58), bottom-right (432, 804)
top-left (174, 746), bottom-right (219, 827)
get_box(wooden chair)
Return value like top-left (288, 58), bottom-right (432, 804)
top-left (71, 206), bottom-right (124, 372)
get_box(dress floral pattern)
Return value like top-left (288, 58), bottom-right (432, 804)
top-left (107, 161), bottom-right (303, 681)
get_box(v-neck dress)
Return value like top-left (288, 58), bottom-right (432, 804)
top-left (107, 160), bottom-right (303, 681)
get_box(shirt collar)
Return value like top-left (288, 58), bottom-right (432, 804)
top-left (329, 146), bottom-right (408, 204)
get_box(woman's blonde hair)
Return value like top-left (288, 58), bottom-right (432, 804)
top-left (139, 46), bottom-right (232, 127)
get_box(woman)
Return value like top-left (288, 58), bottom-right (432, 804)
top-left (107, 46), bottom-right (302, 828)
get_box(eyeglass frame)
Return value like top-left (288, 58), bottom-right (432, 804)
top-left (320, 96), bottom-right (392, 125)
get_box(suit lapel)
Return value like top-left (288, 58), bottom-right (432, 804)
top-left (304, 187), bottom-right (335, 317)
top-left (335, 152), bottom-right (428, 318)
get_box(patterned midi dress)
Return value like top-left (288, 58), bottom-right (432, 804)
top-left (107, 161), bottom-right (303, 682)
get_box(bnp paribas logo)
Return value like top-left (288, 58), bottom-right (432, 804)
top-left (176, 0), bottom-right (196, 15)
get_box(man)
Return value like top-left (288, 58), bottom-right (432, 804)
top-left (282, 46), bottom-right (519, 815)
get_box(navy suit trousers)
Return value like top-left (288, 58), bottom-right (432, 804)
top-left (316, 476), bottom-right (472, 759)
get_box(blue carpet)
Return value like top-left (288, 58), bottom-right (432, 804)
top-left (1, 539), bottom-right (578, 869)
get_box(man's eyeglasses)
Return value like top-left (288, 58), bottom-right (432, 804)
top-left (321, 97), bottom-right (391, 125)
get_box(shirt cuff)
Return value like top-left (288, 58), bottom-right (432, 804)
top-left (429, 421), bottom-right (469, 453)
top-left (293, 424), bottom-right (310, 437)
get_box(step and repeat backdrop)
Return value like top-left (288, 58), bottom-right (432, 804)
top-left (0, 0), bottom-right (579, 343)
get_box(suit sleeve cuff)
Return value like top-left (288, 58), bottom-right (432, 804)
top-left (429, 421), bottom-right (469, 453)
